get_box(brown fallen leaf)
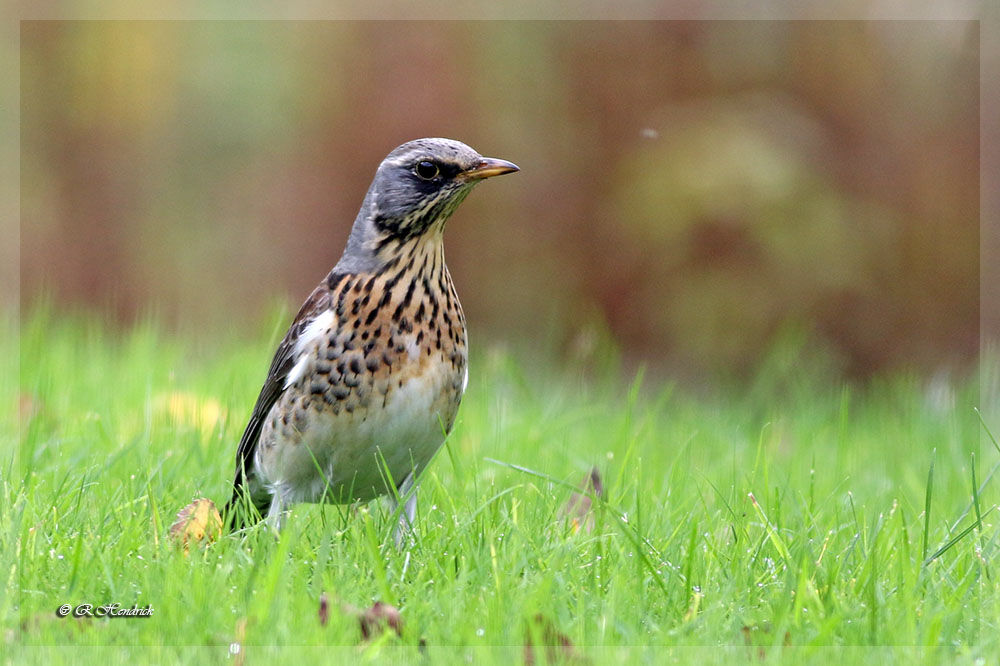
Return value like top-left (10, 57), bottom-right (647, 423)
top-left (318, 592), bottom-right (329, 626)
top-left (561, 467), bottom-right (604, 534)
top-left (358, 601), bottom-right (402, 641)
top-left (169, 498), bottom-right (223, 552)
top-left (524, 613), bottom-right (587, 665)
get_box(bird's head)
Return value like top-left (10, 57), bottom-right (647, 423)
top-left (339, 138), bottom-right (518, 272)
top-left (370, 138), bottom-right (519, 241)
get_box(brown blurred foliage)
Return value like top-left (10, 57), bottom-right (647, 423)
top-left (20, 21), bottom-right (982, 378)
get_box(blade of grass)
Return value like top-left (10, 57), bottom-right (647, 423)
top-left (948, 459), bottom-right (1000, 533)
top-left (922, 449), bottom-right (936, 562)
top-left (924, 504), bottom-right (998, 565)
top-left (974, 408), bottom-right (1000, 457)
top-left (748, 492), bottom-right (791, 563)
top-left (487, 456), bottom-right (672, 598)
top-left (970, 452), bottom-right (990, 580)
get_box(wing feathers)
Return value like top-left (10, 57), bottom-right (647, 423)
top-left (226, 278), bottom-right (340, 521)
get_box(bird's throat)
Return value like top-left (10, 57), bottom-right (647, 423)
top-left (376, 233), bottom-right (447, 286)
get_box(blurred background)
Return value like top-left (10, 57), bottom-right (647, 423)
top-left (19, 21), bottom-right (985, 381)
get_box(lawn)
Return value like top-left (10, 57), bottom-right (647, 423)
top-left (6, 306), bottom-right (999, 664)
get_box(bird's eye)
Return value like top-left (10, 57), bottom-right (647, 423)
top-left (415, 160), bottom-right (440, 180)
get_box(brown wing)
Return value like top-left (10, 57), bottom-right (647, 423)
top-left (225, 280), bottom-right (336, 520)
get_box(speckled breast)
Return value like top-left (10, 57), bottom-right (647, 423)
top-left (255, 261), bottom-right (467, 504)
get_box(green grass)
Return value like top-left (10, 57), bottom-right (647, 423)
top-left (6, 306), bottom-right (999, 664)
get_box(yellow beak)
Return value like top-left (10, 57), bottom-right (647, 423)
top-left (460, 157), bottom-right (520, 181)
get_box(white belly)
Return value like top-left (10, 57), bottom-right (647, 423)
top-left (255, 366), bottom-right (457, 506)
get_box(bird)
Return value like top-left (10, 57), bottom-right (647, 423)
top-left (223, 138), bottom-right (518, 537)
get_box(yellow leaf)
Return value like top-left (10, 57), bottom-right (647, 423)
top-left (169, 498), bottom-right (222, 553)
top-left (156, 392), bottom-right (227, 438)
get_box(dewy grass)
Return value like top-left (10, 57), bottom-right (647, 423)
top-left (6, 308), bottom-right (1000, 663)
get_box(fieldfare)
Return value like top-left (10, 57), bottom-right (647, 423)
top-left (224, 138), bottom-right (518, 536)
